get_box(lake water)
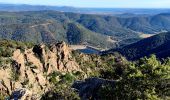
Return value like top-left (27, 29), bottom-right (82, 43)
top-left (77, 47), bottom-right (101, 54)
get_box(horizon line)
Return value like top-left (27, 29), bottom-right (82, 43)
top-left (1, 2), bottom-right (170, 9)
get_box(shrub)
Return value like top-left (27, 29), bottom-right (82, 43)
top-left (48, 71), bottom-right (61, 84)
top-left (97, 55), bottom-right (170, 99)
top-left (0, 47), bottom-right (13, 57)
top-left (61, 73), bottom-right (75, 83)
top-left (10, 70), bottom-right (19, 81)
top-left (98, 84), bottom-right (115, 100)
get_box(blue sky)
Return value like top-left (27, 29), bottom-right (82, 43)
top-left (0, 0), bottom-right (170, 8)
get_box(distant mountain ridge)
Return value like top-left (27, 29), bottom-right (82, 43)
top-left (104, 32), bottom-right (170, 60)
top-left (0, 3), bottom-right (170, 15)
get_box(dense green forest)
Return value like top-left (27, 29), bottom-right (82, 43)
top-left (1, 11), bottom-right (170, 49)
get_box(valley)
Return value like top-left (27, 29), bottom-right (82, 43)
top-left (0, 3), bottom-right (169, 100)
top-left (1, 11), bottom-right (170, 50)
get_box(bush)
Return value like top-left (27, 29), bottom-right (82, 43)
top-left (98, 84), bottom-right (115, 100)
top-left (0, 47), bottom-right (13, 57)
top-left (41, 89), bottom-right (80, 100)
top-left (44, 72), bottom-right (79, 100)
top-left (61, 73), bottom-right (75, 83)
top-left (97, 55), bottom-right (170, 99)
top-left (48, 71), bottom-right (61, 84)
top-left (10, 70), bottom-right (19, 81)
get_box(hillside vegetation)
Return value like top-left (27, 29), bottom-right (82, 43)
top-left (1, 11), bottom-right (170, 49)
top-left (105, 32), bottom-right (170, 60)
top-left (0, 40), bottom-right (169, 100)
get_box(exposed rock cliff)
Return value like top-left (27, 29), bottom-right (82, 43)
top-left (0, 41), bottom-right (80, 99)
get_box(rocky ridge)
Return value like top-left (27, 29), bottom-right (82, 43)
top-left (0, 41), bottom-right (80, 99)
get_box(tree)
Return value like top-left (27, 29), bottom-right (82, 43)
top-left (98, 55), bottom-right (170, 100)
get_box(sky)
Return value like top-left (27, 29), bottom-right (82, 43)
top-left (0, 0), bottom-right (170, 8)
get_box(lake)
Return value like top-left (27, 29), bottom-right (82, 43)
top-left (77, 47), bottom-right (101, 54)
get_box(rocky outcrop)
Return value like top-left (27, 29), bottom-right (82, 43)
top-left (0, 80), bottom-right (8, 97)
top-left (0, 68), bottom-right (12, 94)
top-left (72, 77), bottom-right (116, 100)
top-left (0, 41), bottom-right (80, 99)
top-left (46, 41), bottom-right (80, 72)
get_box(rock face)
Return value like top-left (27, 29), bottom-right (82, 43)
top-left (0, 41), bottom-right (80, 99)
top-left (72, 77), bottom-right (116, 100)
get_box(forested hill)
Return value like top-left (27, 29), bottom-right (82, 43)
top-left (105, 32), bottom-right (170, 60)
top-left (1, 11), bottom-right (170, 49)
